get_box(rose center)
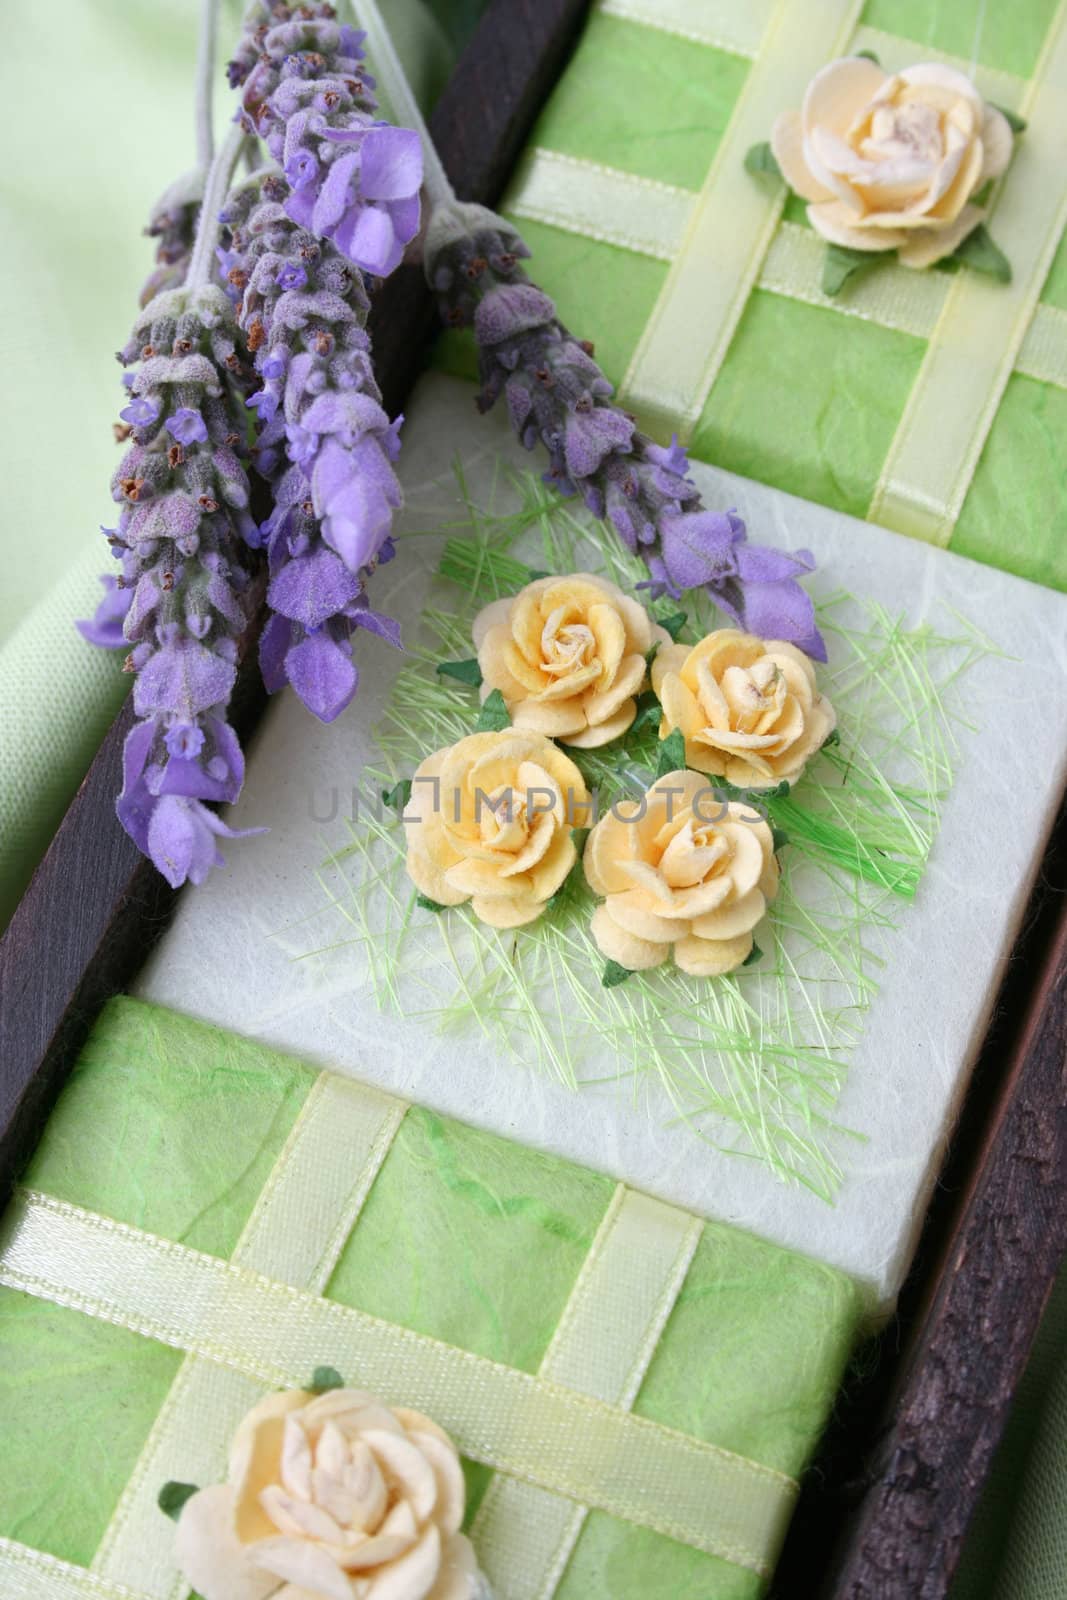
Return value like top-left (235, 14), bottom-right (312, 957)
top-left (722, 661), bottom-right (784, 733)
top-left (658, 814), bottom-right (730, 889)
top-left (865, 100), bottom-right (943, 163)
top-left (479, 783), bottom-right (530, 851)
top-left (541, 611), bottom-right (596, 676)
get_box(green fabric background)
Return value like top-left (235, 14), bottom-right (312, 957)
top-left (951, 1261), bottom-right (1067, 1600)
top-left (0, 996), bottom-right (862, 1597)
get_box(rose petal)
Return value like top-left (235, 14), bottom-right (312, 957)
top-left (770, 110), bottom-right (835, 202)
top-left (362, 1430), bottom-right (438, 1522)
top-left (469, 892), bottom-right (544, 928)
top-left (364, 1524), bottom-right (442, 1600)
top-left (807, 200), bottom-right (908, 250)
top-left (431, 1534), bottom-right (483, 1600)
top-left (560, 702), bottom-right (636, 747)
top-left (897, 202), bottom-right (984, 268)
top-left (803, 56), bottom-right (888, 135)
top-left (899, 61), bottom-right (984, 108)
top-left (590, 903), bottom-right (669, 970)
top-left (250, 1537), bottom-right (353, 1600)
top-left (674, 930), bottom-right (754, 976)
top-left (175, 1485), bottom-right (278, 1600)
top-left (980, 106), bottom-right (1015, 181)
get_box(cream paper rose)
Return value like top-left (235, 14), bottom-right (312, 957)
top-left (652, 628), bottom-right (835, 789)
top-left (403, 729), bottom-right (588, 928)
top-left (770, 55), bottom-right (1015, 267)
top-left (472, 573), bottom-right (667, 748)
top-left (583, 770), bottom-right (778, 976)
top-left (174, 1387), bottom-right (488, 1600)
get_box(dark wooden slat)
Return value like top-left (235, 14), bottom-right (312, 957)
top-left (0, 0), bottom-right (593, 1199)
top-left (792, 797), bottom-right (1067, 1600)
top-left (429, 0), bottom-right (589, 206)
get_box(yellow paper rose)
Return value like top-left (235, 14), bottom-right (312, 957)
top-left (771, 55), bottom-right (1015, 268)
top-left (404, 728), bottom-right (588, 928)
top-left (472, 572), bottom-right (665, 747)
top-left (174, 1387), bottom-right (487, 1600)
top-left (652, 628), bottom-right (835, 789)
top-left (584, 770), bottom-right (778, 976)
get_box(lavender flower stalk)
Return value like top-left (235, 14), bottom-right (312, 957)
top-left (139, 170), bottom-right (206, 308)
top-left (219, 175), bottom-right (403, 720)
top-left (104, 283), bottom-right (265, 886)
top-left (424, 205), bottom-right (825, 660)
top-left (228, 0), bottom-right (422, 279)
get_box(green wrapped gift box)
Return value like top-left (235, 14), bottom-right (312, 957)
top-left (436, 0), bottom-right (1067, 593)
top-left (0, 998), bottom-right (861, 1599)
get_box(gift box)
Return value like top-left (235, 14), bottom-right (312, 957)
top-left (0, 996), bottom-right (861, 1599)
top-left (132, 374), bottom-right (1067, 1315)
top-left (431, 0), bottom-right (1067, 593)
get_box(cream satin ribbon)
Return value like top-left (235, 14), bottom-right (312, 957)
top-left (509, 149), bottom-right (691, 263)
top-left (0, 1189), bottom-right (797, 1579)
top-left (473, 1186), bottom-right (703, 1599)
top-left (0, 1540), bottom-right (151, 1600)
top-left (868, 0), bottom-right (1067, 544)
top-left (508, 160), bottom-right (1067, 389)
top-left (92, 1075), bottom-right (407, 1599)
top-left (760, 224), bottom-right (1067, 386)
top-left (616, 0), bottom-right (865, 439)
top-left (598, 0), bottom-right (771, 57)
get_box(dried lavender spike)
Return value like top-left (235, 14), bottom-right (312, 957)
top-left (138, 170), bottom-right (206, 308)
top-left (229, 0), bottom-right (422, 280)
top-left (220, 175), bottom-right (403, 722)
top-left (106, 285), bottom-right (264, 886)
top-left (425, 204), bottom-right (826, 660)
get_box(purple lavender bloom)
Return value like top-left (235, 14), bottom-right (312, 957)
top-left (284, 625), bottom-right (359, 722)
top-left (88, 287), bottom-right (261, 886)
top-left (285, 150), bottom-right (319, 190)
top-left (288, 125), bottom-right (422, 278)
top-left (120, 396), bottom-right (160, 429)
top-left (118, 713), bottom-right (262, 886)
top-left (275, 261), bottom-right (307, 291)
top-left (312, 430), bottom-right (401, 571)
top-left (165, 407), bottom-right (209, 445)
top-left (140, 169), bottom-right (204, 306)
top-left (350, 594), bottom-right (402, 649)
top-left (77, 574), bottom-right (132, 649)
top-left (657, 509), bottom-right (745, 592)
top-left (426, 204), bottom-right (825, 659)
top-left (247, 387), bottom-right (281, 422)
top-left (221, 169), bottom-right (405, 723)
top-left (164, 722), bottom-right (206, 760)
top-left (230, 2), bottom-right (422, 279)
top-left (338, 24), bottom-right (365, 58)
top-left (267, 545), bottom-right (362, 630)
top-left (146, 796), bottom-right (264, 888)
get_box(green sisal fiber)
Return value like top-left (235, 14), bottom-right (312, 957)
top-left (310, 469), bottom-right (996, 1197)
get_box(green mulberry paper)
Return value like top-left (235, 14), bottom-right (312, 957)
top-left (0, 997), bottom-right (862, 1597)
